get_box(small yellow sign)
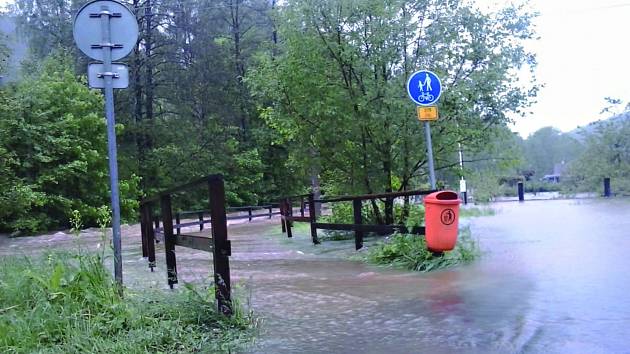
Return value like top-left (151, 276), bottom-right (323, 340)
top-left (417, 106), bottom-right (438, 121)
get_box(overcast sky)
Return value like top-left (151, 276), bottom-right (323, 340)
top-left (479, 0), bottom-right (630, 137)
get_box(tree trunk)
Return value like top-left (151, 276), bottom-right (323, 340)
top-left (228, 0), bottom-right (248, 141)
top-left (144, 0), bottom-right (154, 125)
top-left (361, 128), bottom-right (383, 224)
top-left (132, 0), bottom-right (149, 191)
top-left (309, 146), bottom-right (322, 216)
top-left (143, 0), bottom-right (155, 189)
top-left (383, 156), bottom-right (394, 225)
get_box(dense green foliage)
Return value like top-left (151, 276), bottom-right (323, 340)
top-left (249, 0), bottom-right (537, 196)
top-left (466, 108), bottom-right (630, 201)
top-left (320, 201), bottom-right (425, 240)
top-left (321, 201), bottom-right (425, 226)
top-left (0, 56), bottom-right (139, 234)
top-left (0, 252), bottom-right (255, 353)
top-left (459, 206), bottom-right (496, 218)
top-left (364, 228), bottom-right (479, 271)
top-left (520, 127), bottom-right (582, 178)
top-left (7, 0), bottom-right (296, 233)
top-left (2, 0), bottom-right (538, 232)
top-left (564, 115), bottom-right (630, 194)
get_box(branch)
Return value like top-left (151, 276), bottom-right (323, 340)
top-left (435, 157), bottom-right (514, 172)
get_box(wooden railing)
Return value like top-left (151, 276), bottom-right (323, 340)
top-left (139, 174), bottom-right (232, 316)
top-left (280, 189), bottom-right (435, 250)
top-left (150, 204), bottom-right (281, 235)
top-left (171, 204), bottom-right (280, 235)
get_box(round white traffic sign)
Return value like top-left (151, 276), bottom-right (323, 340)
top-left (73, 0), bottom-right (139, 61)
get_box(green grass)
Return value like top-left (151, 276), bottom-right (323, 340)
top-left (459, 206), bottom-right (496, 218)
top-left (362, 227), bottom-right (480, 272)
top-left (288, 221), bottom-right (311, 233)
top-left (318, 231), bottom-right (355, 241)
top-left (0, 252), bottom-right (257, 353)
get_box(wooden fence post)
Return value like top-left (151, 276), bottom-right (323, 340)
top-left (353, 199), bottom-right (364, 250)
top-left (208, 175), bottom-right (232, 316)
top-left (286, 198), bottom-right (293, 238)
top-left (160, 194), bottom-right (178, 289)
top-left (143, 203), bottom-right (156, 271)
top-left (309, 193), bottom-right (320, 244)
top-left (280, 200), bottom-right (286, 233)
top-left (140, 204), bottom-right (148, 258)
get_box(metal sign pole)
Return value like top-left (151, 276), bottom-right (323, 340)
top-left (424, 121), bottom-right (437, 189)
top-left (98, 6), bottom-right (123, 289)
top-left (407, 70), bottom-right (442, 190)
top-left (74, 0), bottom-right (138, 293)
top-left (458, 141), bottom-right (467, 204)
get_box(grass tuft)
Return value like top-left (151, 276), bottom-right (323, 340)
top-left (362, 227), bottom-right (480, 272)
top-left (0, 252), bottom-right (256, 353)
top-left (459, 207), bottom-right (496, 218)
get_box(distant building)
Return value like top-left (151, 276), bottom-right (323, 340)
top-left (541, 161), bottom-right (566, 183)
top-left (542, 174), bottom-right (560, 183)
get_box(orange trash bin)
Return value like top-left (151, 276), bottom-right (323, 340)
top-left (424, 191), bottom-right (461, 252)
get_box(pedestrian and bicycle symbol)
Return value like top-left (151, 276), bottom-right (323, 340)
top-left (407, 70), bottom-right (442, 106)
top-left (406, 69), bottom-right (443, 190)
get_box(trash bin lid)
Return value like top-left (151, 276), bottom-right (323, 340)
top-left (424, 191), bottom-right (461, 205)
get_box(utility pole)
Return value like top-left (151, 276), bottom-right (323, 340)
top-left (458, 142), bottom-right (467, 204)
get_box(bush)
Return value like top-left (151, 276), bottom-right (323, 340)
top-left (523, 181), bottom-right (562, 193)
top-left (363, 227), bottom-right (480, 272)
top-left (319, 201), bottom-right (425, 240)
top-left (0, 55), bottom-right (140, 235)
top-left (0, 252), bottom-right (256, 353)
top-left (459, 207), bottom-right (496, 218)
top-left (321, 200), bottom-right (424, 225)
top-left (320, 201), bottom-right (356, 225)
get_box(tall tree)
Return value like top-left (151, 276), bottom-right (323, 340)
top-left (0, 55), bottom-right (139, 234)
top-left (565, 114), bottom-right (630, 193)
top-left (522, 127), bottom-right (582, 177)
top-left (249, 0), bottom-right (537, 221)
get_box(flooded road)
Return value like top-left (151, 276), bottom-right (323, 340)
top-left (239, 198), bottom-right (630, 354)
top-left (2, 198), bottom-right (630, 353)
top-left (464, 198), bottom-right (630, 354)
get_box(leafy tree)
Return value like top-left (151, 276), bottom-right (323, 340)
top-left (3, 0), bottom-right (542, 231)
top-left (248, 0), bottom-right (537, 221)
top-left (0, 55), bottom-right (139, 234)
top-left (12, 0), bottom-right (289, 206)
top-left (565, 116), bottom-right (630, 193)
top-left (463, 126), bottom-right (525, 201)
top-left (11, 0), bottom-right (81, 67)
top-left (521, 127), bottom-right (582, 178)
top-left (0, 31), bottom-right (10, 75)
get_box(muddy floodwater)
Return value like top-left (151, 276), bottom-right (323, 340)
top-left (236, 198), bottom-right (630, 354)
top-left (1, 198), bottom-right (630, 353)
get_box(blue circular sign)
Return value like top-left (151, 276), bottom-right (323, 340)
top-left (407, 70), bottom-right (442, 106)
